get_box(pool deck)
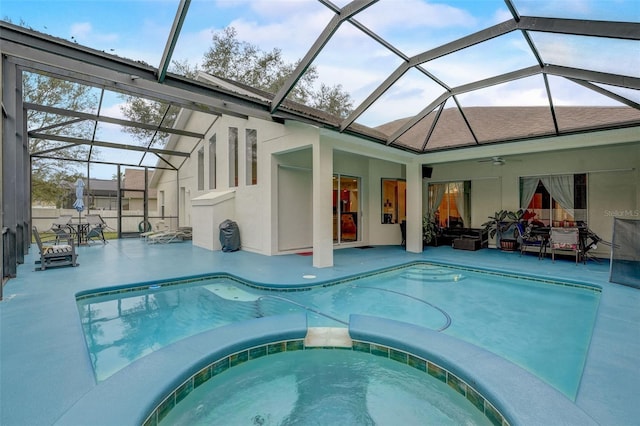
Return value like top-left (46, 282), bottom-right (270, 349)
top-left (1, 239), bottom-right (638, 425)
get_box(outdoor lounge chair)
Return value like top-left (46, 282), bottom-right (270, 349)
top-left (49, 214), bottom-right (73, 243)
top-left (146, 227), bottom-right (192, 244)
top-left (550, 227), bottom-right (584, 264)
top-left (85, 214), bottom-right (108, 244)
top-left (32, 226), bottom-right (78, 271)
top-left (140, 221), bottom-right (169, 241)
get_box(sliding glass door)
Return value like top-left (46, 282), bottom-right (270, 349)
top-left (428, 181), bottom-right (471, 228)
top-left (333, 174), bottom-right (360, 244)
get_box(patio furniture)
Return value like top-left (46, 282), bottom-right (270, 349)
top-left (550, 227), bottom-right (584, 264)
top-left (140, 221), bottom-right (169, 242)
top-left (49, 215), bottom-right (73, 243)
top-left (147, 227), bottom-right (193, 244)
top-left (67, 220), bottom-right (89, 246)
top-left (515, 222), bottom-right (545, 259)
top-left (442, 228), bottom-right (488, 249)
top-left (85, 214), bottom-right (108, 244)
top-left (452, 236), bottom-right (481, 251)
top-left (32, 226), bottom-right (78, 271)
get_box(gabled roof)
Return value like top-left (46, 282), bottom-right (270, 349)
top-left (88, 179), bottom-right (117, 194)
top-left (376, 106), bottom-right (640, 152)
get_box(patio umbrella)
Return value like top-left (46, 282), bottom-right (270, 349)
top-left (72, 178), bottom-right (85, 220)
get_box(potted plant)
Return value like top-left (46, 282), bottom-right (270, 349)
top-left (422, 210), bottom-right (439, 246)
top-left (482, 209), bottom-right (524, 250)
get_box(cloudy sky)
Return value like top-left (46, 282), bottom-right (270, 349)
top-left (3, 0), bottom-right (638, 177)
top-left (4, 0), bottom-right (637, 110)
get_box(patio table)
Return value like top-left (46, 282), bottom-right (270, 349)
top-left (68, 221), bottom-right (89, 246)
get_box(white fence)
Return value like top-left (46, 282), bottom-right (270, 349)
top-left (32, 208), bottom-right (176, 234)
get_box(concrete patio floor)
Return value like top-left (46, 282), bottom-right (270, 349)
top-left (1, 239), bottom-right (638, 425)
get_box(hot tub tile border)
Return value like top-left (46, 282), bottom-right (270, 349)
top-left (142, 338), bottom-right (508, 426)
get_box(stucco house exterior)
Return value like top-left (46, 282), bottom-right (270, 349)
top-left (151, 73), bottom-right (640, 268)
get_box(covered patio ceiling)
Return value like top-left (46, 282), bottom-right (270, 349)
top-left (1, 0), bottom-right (639, 176)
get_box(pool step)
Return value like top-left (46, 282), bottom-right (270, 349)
top-left (402, 271), bottom-right (464, 282)
top-left (203, 284), bottom-right (260, 301)
top-left (304, 327), bottom-right (352, 348)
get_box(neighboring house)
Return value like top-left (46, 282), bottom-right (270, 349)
top-left (57, 169), bottom-right (156, 212)
top-left (151, 73), bottom-right (640, 268)
top-left (57, 178), bottom-right (117, 211)
top-left (122, 169), bottom-right (157, 212)
top-left (86, 178), bottom-right (118, 210)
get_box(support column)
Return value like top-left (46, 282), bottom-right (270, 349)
top-left (405, 162), bottom-right (423, 253)
top-left (2, 56), bottom-right (19, 278)
top-left (16, 70), bottom-right (26, 264)
top-left (312, 140), bottom-right (333, 268)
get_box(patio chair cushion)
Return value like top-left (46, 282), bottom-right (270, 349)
top-left (552, 242), bottom-right (577, 249)
top-left (42, 244), bottom-right (73, 254)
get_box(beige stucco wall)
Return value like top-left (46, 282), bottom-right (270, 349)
top-left (154, 106), bottom-right (638, 261)
top-left (421, 142), bottom-right (640, 255)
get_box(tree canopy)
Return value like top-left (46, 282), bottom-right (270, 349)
top-left (24, 72), bottom-right (98, 206)
top-left (120, 26), bottom-right (353, 143)
top-left (202, 27), bottom-right (353, 116)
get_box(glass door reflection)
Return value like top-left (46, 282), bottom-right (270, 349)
top-left (333, 175), bottom-right (360, 244)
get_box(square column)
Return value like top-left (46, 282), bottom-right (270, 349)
top-left (405, 162), bottom-right (423, 253)
top-left (312, 141), bottom-right (333, 268)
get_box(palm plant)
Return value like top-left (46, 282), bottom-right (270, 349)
top-left (482, 209), bottom-right (525, 241)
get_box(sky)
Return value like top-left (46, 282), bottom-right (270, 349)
top-left (2, 0), bottom-right (639, 178)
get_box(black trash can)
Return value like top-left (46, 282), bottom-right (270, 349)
top-left (219, 219), bottom-right (241, 252)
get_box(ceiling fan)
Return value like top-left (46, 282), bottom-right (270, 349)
top-left (478, 156), bottom-right (506, 166)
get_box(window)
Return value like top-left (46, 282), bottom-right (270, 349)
top-left (209, 134), bottom-right (216, 189)
top-left (246, 129), bottom-right (257, 185)
top-left (229, 127), bottom-right (238, 187)
top-left (520, 174), bottom-right (587, 226)
top-left (381, 178), bottom-right (406, 224)
top-left (428, 181), bottom-right (471, 228)
top-left (197, 147), bottom-right (204, 191)
top-left (159, 190), bottom-right (165, 219)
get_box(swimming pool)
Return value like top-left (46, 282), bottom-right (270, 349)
top-left (157, 349), bottom-right (494, 425)
top-left (76, 262), bottom-right (600, 398)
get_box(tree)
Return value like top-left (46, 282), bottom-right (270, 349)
top-left (120, 26), bottom-right (354, 142)
top-left (200, 27), bottom-right (318, 106)
top-left (118, 97), bottom-right (175, 143)
top-left (118, 58), bottom-right (200, 142)
top-left (200, 27), bottom-right (351, 117)
top-left (3, 18), bottom-right (98, 205)
top-left (24, 71), bottom-right (99, 205)
top-left (311, 83), bottom-right (354, 119)
top-left (31, 168), bottom-right (83, 208)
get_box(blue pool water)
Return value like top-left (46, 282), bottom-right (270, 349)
top-left (158, 349), bottom-right (493, 425)
top-left (77, 263), bottom-right (600, 398)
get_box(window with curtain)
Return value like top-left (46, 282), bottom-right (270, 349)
top-left (428, 181), bottom-right (470, 228)
top-left (520, 174), bottom-right (587, 226)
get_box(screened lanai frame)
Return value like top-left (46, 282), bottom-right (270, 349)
top-left (1, 0), bottom-right (639, 285)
